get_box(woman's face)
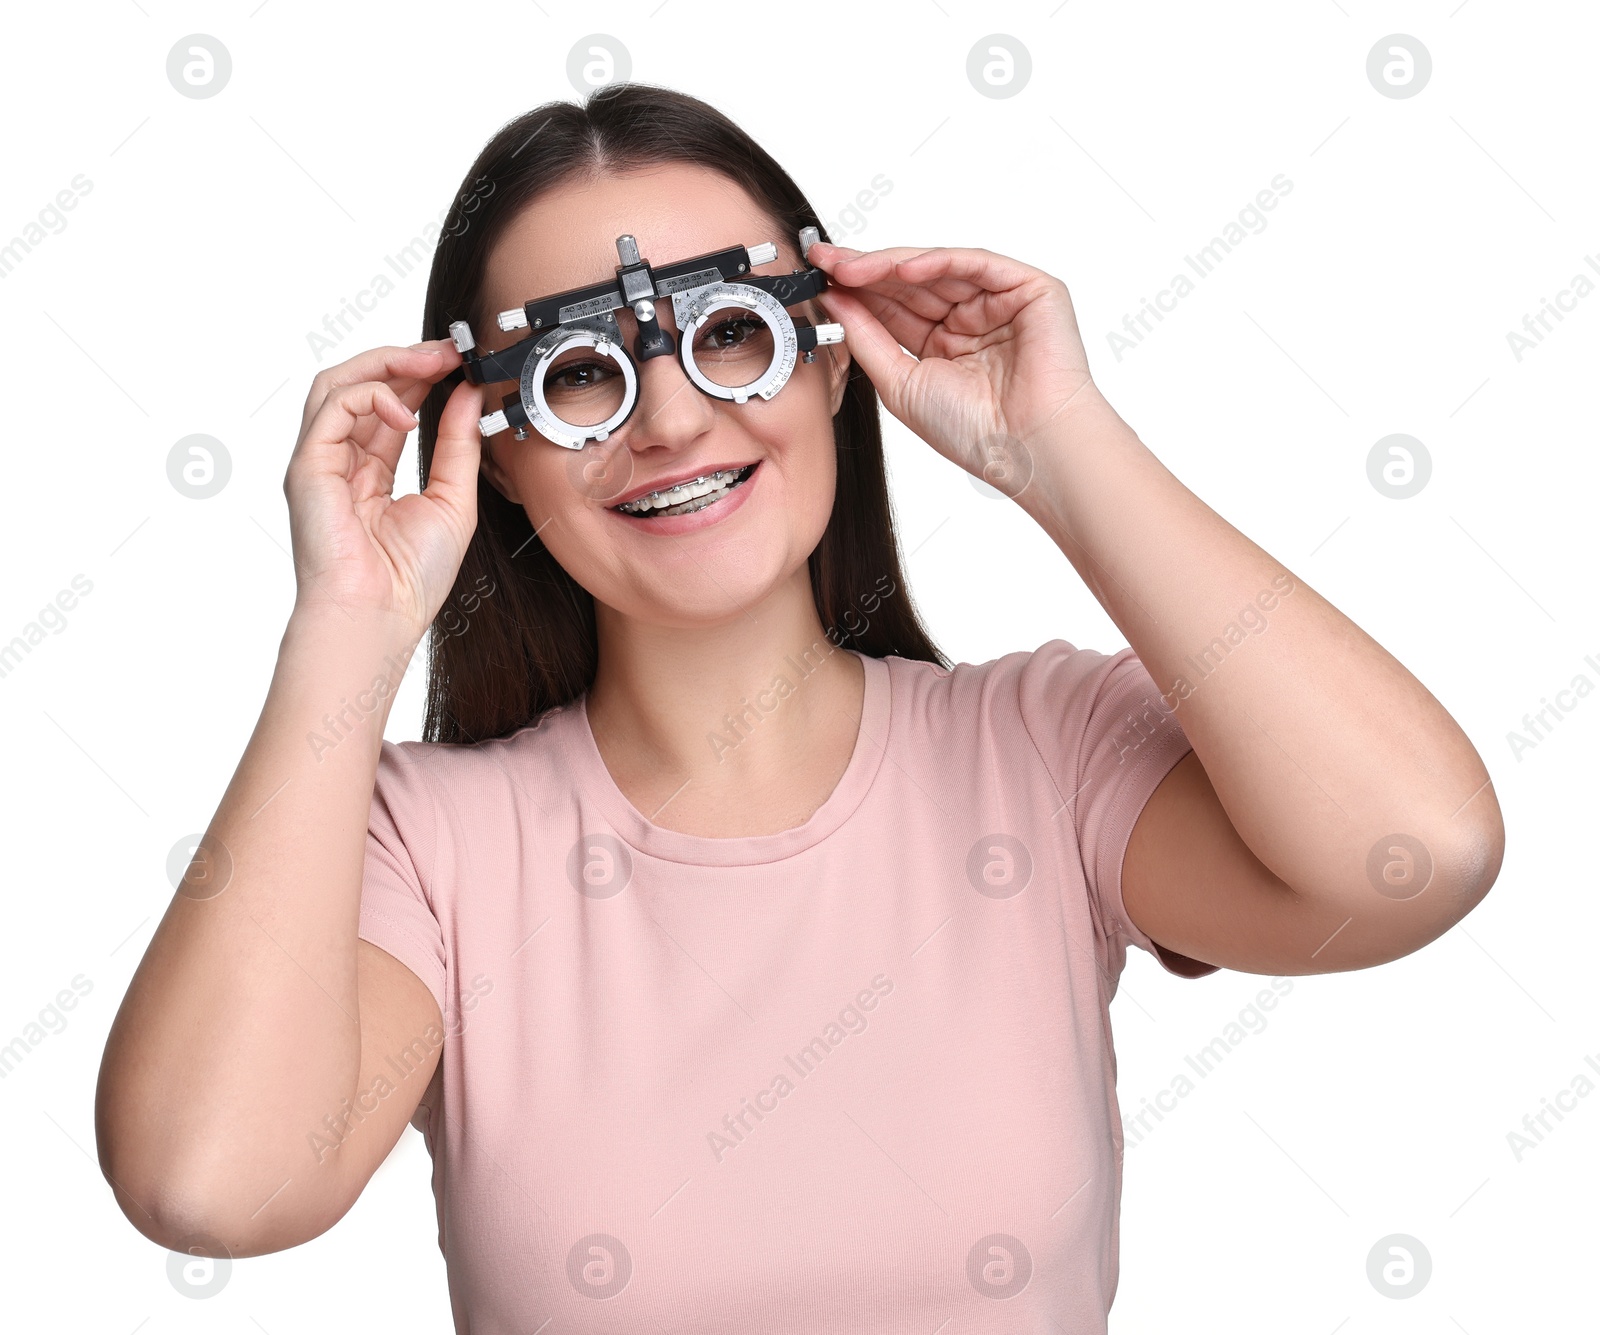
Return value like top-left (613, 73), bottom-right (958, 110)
top-left (473, 163), bottom-right (851, 630)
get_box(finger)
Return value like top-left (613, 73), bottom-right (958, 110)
top-left (815, 250), bottom-right (982, 326)
top-left (840, 269), bottom-right (957, 323)
top-left (378, 371), bottom-right (446, 410)
top-left (822, 244), bottom-right (1035, 316)
top-left (889, 246), bottom-right (1041, 296)
top-left (830, 279), bottom-right (1028, 365)
top-left (809, 242), bottom-right (937, 280)
top-left (829, 281), bottom-right (941, 359)
top-left (311, 341), bottom-right (453, 413)
top-left (817, 285), bottom-right (917, 413)
top-left (805, 240), bottom-right (873, 270)
top-left (360, 372), bottom-right (446, 462)
top-left (300, 351), bottom-right (438, 443)
top-left (396, 371), bottom-right (444, 407)
top-left (423, 380), bottom-right (484, 517)
top-left (302, 380), bottom-right (419, 480)
top-left (811, 245), bottom-right (944, 304)
top-left (831, 259), bottom-right (1036, 353)
top-left (812, 245), bottom-right (952, 335)
top-left (300, 341), bottom-right (458, 435)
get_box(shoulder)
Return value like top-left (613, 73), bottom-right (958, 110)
top-left (879, 640), bottom-right (1169, 798)
top-left (372, 703), bottom-right (576, 812)
top-left (879, 637), bottom-right (1133, 727)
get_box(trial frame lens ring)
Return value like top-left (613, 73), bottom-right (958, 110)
top-left (674, 283), bottom-right (799, 406)
top-left (520, 328), bottom-right (639, 449)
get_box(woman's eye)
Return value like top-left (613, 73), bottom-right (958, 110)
top-left (548, 361), bottom-right (611, 390)
top-left (700, 316), bottom-right (762, 350)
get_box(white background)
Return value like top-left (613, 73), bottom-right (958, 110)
top-left (1, 0), bottom-right (1594, 1330)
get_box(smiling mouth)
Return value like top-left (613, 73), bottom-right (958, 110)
top-left (611, 463), bottom-right (759, 518)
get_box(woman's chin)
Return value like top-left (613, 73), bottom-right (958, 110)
top-left (603, 560), bottom-right (801, 629)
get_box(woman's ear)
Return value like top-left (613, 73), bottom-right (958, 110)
top-left (827, 342), bottom-right (852, 417)
top-left (815, 301), bottom-right (852, 416)
top-left (478, 439), bottom-right (522, 505)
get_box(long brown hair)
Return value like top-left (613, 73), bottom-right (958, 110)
top-left (414, 82), bottom-right (949, 744)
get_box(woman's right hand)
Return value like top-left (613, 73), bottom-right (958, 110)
top-left (282, 339), bottom-right (485, 637)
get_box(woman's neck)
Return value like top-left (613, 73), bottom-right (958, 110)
top-left (584, 572), bottom-right (867, 837)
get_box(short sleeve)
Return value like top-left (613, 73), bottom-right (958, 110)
top-left (358, 738), bottom-right (450, 1016)
top-left (1017, 639), bottom-right (1220, 980)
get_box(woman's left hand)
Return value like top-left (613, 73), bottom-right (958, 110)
top-left (807, 241), bottom-right (1104, 491)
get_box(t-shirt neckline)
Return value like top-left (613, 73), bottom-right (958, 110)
top-left (557, 648), bottom-right (890, 867)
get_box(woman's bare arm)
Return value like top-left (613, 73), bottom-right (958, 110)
top-left (95, 610), bottom-right (443, 1255)
top-left (95, 340), bottom-right (483, 1256)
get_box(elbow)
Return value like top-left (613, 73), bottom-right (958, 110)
top-left (96, 1111), bottom-right (280, 1259)
top-left (1376, 816), bottom-right (1505, 958)
top-left (96, 1051), bottom-right (279, 1258)
top-left (98, 1152), bottom-right (320, 1260)
top-left (98, 1150), bottom-right (242, 1258)
top-left (1377, 782), bottom-right (1505, 921)
top-left (97, 1124), bottom-right (353, 1260)
top-left (1432, 786), bottom-right (1506, 919)
top-left (1447, 820), bottom-right (1504, 917)
top-left (1317, 815), bottom-right (1505, 971)
top-left (96, 1069), bottom-right (216, 1254)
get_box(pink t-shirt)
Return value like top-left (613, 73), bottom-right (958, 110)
top-left (357, 638), bottom-right (1219, 1333)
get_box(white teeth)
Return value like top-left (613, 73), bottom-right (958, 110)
top-left (616, 467), bottom-right (748, 514)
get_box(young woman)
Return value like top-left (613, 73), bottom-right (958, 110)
top-left (96, 84), bottom-right (1505, 1331)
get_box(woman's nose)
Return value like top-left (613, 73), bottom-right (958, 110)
top-left (625, 324), bottom-right (717, 448)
